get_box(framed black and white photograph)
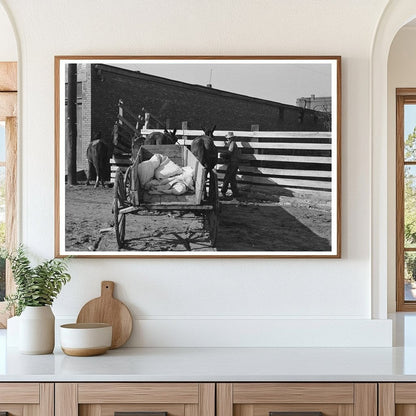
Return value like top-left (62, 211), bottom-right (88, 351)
top-left (55, 56), bottom-right (341, 258)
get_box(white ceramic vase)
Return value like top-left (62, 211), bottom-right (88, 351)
top-left (19, 306), bottom-right (55, 354)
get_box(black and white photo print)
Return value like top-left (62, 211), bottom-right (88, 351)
top-left (55, 56), bottom-right (341, 258)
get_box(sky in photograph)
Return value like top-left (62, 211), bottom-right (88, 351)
top-left (114, 61), bottom-right (332, 107)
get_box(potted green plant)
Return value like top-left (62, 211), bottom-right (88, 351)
top-left (4, 246), bottom-right (71, 354)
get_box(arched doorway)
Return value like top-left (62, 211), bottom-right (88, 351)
top-left (371, 1), bottom-right (416, 318)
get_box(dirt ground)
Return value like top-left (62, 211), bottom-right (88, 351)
top-left (65, 183), bottom-right (332, 253)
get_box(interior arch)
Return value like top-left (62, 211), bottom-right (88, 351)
top-left (371, 0), bottom-right (416, 319)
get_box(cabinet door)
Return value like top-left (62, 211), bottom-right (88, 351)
top-left (379, 383), bottom-right (416, 416)
top-left (0, 383), bottom-right (53, 416)
top-left (56, 383), bottom-right (215, 416)
top-left (217, 383), bottom-right (377, 416)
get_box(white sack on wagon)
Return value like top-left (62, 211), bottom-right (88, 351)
top-left (154, 155), bottom-right (183, 180)
top-left (145, 166), bottom-right (195, 196)
top-left (137, 154), bottom-right (162, 186)
top-left (137, 154), bottom-right (195, 196)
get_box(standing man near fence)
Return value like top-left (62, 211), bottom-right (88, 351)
top-left (221, 131), bottom-right (240, 198)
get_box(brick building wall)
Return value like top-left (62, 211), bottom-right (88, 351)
top-left (89, 64), bottom-right (330, 147)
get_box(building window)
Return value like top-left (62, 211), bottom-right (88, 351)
top-left (396, 89), bottom-right (416, 310)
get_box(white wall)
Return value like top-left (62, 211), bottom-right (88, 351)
top-left (0, 2), bottom-right (16, 61)
top-left (387, 26), bottom-right (416, 312)
top-left (0, 0), bottom-right (394, 347)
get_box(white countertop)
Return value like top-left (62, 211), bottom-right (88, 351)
top-left (3, 313), bottom-right (416, 382)
top-left (3, 345), bottom-right (416, 382)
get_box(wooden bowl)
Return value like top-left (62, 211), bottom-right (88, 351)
top-left (60, 323), bottom-right (112, 356)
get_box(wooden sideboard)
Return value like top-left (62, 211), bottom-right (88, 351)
top-left (3, 382), bottom-right (416, 416)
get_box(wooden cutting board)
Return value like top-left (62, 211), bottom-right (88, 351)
top-left (76, 281), bottom-right (133, 349)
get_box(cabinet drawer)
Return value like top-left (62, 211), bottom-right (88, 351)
top-left (217, 383), bottom-right (376, 416)
top-left (0, 383), bottom-right (39, 403)
top-left (56, 383), bottom-right (215, 416)
top-left (0, 383), bottom-right (53, 415)
top-left (78, 383), bottom-right (200, 404)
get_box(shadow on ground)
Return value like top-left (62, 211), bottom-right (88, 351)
top-left (216, 201), bottom-right (331, 251)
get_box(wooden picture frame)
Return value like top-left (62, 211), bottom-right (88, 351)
top-left (55, 56), bottom-right (341, 258)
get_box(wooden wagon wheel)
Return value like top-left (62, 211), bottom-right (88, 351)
top-left (206, 171), bottom-right (219, 246)
top-left (114, 169), bottom-right (126, 248)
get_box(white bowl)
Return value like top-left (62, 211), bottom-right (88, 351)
top-left (60, 323), bottom-right (112, 356)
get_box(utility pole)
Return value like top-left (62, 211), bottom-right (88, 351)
top-left (67, 64), bottom-right (77, 185)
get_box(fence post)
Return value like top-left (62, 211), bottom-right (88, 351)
top-left (118, 100), bottom-right (124, 130)
top-left (113, 121), bottom-right (119, 144)
top-left (182, 121), bottom-right (188, 146)
top-left (144, 113), bottom-right (150, 129)
top-left (136, 112), bottom-right (143, 132)
top-left (67, 63), bottom-right (77, 185)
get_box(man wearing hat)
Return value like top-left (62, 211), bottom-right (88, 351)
top-left (221, 131), bottom-right (240, 198)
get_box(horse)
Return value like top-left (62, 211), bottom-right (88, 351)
top-left (86, 133), bottom-right (109, 188)
top-left (190, 126), bottom-right (218, 199)
top-left (190, 125), bottom-right (218, 173)
top-left (144, 129), bottom-right (178, 145)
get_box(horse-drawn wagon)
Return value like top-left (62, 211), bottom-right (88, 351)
top-left (113, 144), bottom-right (219, 250)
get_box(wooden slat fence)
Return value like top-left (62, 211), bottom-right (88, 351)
top-left (111, 129), bottom-right (333, 192)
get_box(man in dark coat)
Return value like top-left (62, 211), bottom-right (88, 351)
top-left (221, 131), bottom-right (240, 198)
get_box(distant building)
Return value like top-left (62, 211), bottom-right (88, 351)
top-left (296, 94), bottom-right (332, 113)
